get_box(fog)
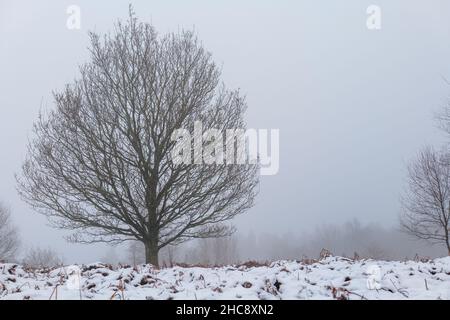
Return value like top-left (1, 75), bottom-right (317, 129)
top-left (1, 0), bottom-right (450, 263)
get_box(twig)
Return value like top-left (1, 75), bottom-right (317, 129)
top-left (49, 284), bottom-right (60, 300)
top-left (348, 291), bottom-right (368, 300)
top-left (390, 279), bottom-right (409, 298)
top-left (109, 291), bottom-right (122, 300)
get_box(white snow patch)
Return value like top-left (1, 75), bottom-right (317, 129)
top-left (1, 256), bottom-right (449, 300)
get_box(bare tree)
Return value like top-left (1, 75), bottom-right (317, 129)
top-left (185, 236), bottom-right (238, 265)
top-left (17, 8), bottom-right (259, 266)
top-left (22, 247), bottom-right (63, 269)
top-left (127, 241), bottom-right (145, 266)
top-left (0, 203), bottom-right (20, 262)
top-left (102, 247), bottom-right (121, 265)
top-left (436, 101), bottom-right (450, 138)
top-left (401, 147), bottom-right (450, 255)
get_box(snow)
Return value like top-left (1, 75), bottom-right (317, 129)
top-left (1, 256), bottom-right (449, 300)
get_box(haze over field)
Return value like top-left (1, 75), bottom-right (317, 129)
top-left (1, 0), bottom-right (450, 263)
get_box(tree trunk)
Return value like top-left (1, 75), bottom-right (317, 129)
top-left (447, 229), bottom-right (450, 256)
top-left (145, 241), bottom-right (159, 266)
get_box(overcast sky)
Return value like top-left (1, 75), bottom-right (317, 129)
top-left (1, 0), bottom-right (450, 262)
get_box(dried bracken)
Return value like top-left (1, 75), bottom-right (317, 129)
top-left (0, 256), bottom-right (449, 300)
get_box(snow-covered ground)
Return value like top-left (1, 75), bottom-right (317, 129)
top-left (1, 256), bottom-right (449, 300)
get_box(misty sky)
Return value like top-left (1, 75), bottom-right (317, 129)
top-left (1, 0), bottom-right (450, 262)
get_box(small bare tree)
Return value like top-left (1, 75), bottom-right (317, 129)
top-left (22, 247), bottom-right (63, 269)
top-left (127, 241), bottom-right (145, 266)
top-left (401, 147), bottom-right (450, 255)
top-left (0, 203), bottom-right (20, 262)
top-left (17, 9), bottom-right (259, 266)
top-left (436, 101), bottom-right (450, 138)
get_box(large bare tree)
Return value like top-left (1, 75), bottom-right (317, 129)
top-left (17, 10), bottom-right (259, 266)
top-left (401, 147), bottom-right (450, 255)
top-left (0, 203), bottom-right (20, 262)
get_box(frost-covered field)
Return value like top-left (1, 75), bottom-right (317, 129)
top-left (1, 256), bottom-right (449, 300)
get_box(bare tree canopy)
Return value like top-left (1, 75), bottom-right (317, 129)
top-left (17, 9), bottom-right (259, 266)
top-left (0, 203), bottom-right (20, 262)
top-left (401, 147), bottom-right (450, 255)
